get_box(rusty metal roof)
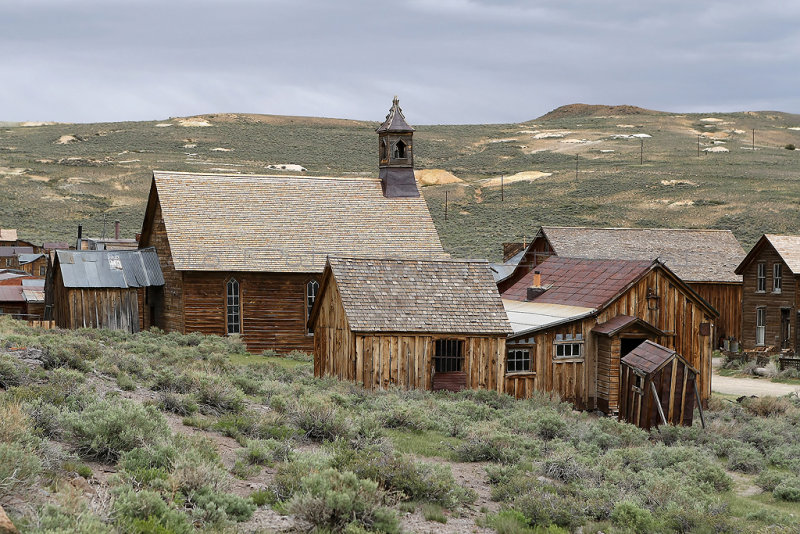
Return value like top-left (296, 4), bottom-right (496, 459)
top-left (621, 340), bottom-right (684, 375)
top-left (502, 256), bottom-right (653, 308)
top-left (42, 242), bottom-right (69, 251)
top-left (376, 97), bottom-right (415, 133)
top-left (55, 247), bottom-right (164, 289)
top-left (151, 171), bottom-right (446, 273)
top-left (592, 315), bottom-right (665, 337)
top-left (538, 226), bottom-right (744, 283)
top-left (323, 257), bottom-right (511, 334)
top-left (0, 286), bottom-right (24, 302)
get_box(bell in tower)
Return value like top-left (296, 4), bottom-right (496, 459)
top-left (376, 96), bottom-right (419, 198)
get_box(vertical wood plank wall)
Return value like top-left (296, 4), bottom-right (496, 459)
top-left (619, 358), bottom-right (697, 430)
top-left (690, 282), bottom-right (742, 344)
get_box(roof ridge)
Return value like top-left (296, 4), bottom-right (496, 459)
top-left (153, 170), bottom-right (381, 182)
top-left (329, 256), bottom-right (486, 264)
top-left (543, 225), bottom-right (735, 233)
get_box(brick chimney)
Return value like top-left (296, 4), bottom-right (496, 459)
top-left (526, 270), bottom-right (549, 301)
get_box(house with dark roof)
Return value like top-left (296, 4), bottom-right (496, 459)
top-left (138, 98), bottom-right (449, 353)
top-left (0, 277), bottom-right (45, 320)
top-left (496, 226), bottom-right (744, 346)
top-left (501, 256), bottom-right (717, 413)
top-left (735, 234), bottom-right (800, 353)
top-left (47, 248), bottom-right (164, 332)
top-left (309, 257), bottom-right (511, 393)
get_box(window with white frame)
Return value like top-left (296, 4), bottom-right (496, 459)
top-left (757, 263), bottom-right (766, 292)
top-left (306, 279), bottom-right (319, 334)
top-left (226, 278), bottom-right (241, 335)
top-left (756, 307), bottom-right (766, 346)
top-left (773, 264), bottom-right (782, 293)
top-left (506, 348), bottom-right (532, 373)
top-left (555, 342), bottom-right (583, 358)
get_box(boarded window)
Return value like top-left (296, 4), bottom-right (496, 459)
top-left (434, 339), bottom-right (463, 372)
top-left (757, 263), bottom-right (766, 292)
top-left (226, 278), bottom-right (241, 335)
top-left (306, 279), bottom-right (319, 334)
top-left (756, 307), bottom-right (766, 345)
top-left (773, 263), bottom-right (782, 293)
top-left (554, 342), bottom-right (583, 359)
top-left (506, 348), bottom-right (531, 373)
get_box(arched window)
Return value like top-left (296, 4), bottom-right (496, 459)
top-left (306, 279), bottom-right (320, 334)
top-left (380, 139), bottom-right (388, 160)
top-left (393, 140), bottom-right (406, 159)
top-left (226, 278), bottom-right (241, 335)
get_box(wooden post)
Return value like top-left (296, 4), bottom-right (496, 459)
top-left (752, 129), bottom-right (755, 151)
top-left (640, 138), bottom-right (644, 165)
top-left (693, 379), bottom-right (706, 429)
top-left (575, 154), bottom-right (578, 180)
top-left (501, 175), bottom-right (504, 202)
top-left (697, 134), bottom-right (700, 157)
top-left (444, 191), bottom-right (448, 221)
top-left (651, 381), bottom-right (667, 426)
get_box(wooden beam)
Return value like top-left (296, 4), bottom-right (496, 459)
top-left (692, 377), bottom-right (706, 429)
top-left (651, 381), bottom-right (667, 427)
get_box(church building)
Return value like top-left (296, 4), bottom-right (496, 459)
top-left (137, 98), bottom-right (449, 352)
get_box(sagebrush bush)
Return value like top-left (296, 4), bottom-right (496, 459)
top-left (291, 402), bottom-right (351, 442)
top-left (455, 430), bottom-right (521, 463)
top-left (157, 392), bottom-right (198, 416)
top-left (61, 398), bottom-right (170, 461)
top-left (195, 375), bottom-right (245, 414)
top-left (512, 487), bottom-right (585, 530)
top-left (0, 442), bottom-right (42, 498)
top-left (112, 486), bottom-right (193, 534)
top-left (726, 443), bottom-right (765, 474)
top-left (241, 438), bottom-right (292, 466)
top-left (611, 501), bottom-right (656, 534)
top-left (289, 468), bottom-right (399, 533)
top-left (0, 353), bottom-right (25, 388)
top-left (773, 477), bottom-right (800, 502)
top-left (187, 486), bottom-right (256, 523)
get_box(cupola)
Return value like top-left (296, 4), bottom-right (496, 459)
top-left (376, 96), bottom-right (419, 198)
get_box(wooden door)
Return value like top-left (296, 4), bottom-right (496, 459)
top-left (781, 308), bottom-right (791, 349)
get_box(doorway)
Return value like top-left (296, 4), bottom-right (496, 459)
top-left (781, 308), bottom-right (791, 350)
top-left (620, 337), bottom-right (647, 358)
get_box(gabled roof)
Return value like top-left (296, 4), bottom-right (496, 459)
top-left (0, 286), bottom-right (24, 302)
top-left (490, 248), bottom-right (526, 283)
top-left (42, 242), bottom-right (69, 251)
top-left (376, 97), bottom-right (415, 133)
top-left (591, 315), bottom-right (665, 337)
top-left (735, 234), bottom-right (800, 275)
top-left (55, 248), bottom-right (164, 289)
top-left (621, 340), bottom-right (696, 375)
top-left (529, 226), bottom-right (744, 283)
top-left (315, 257), bottom-right (511, 335)
top-left (0, 229), bottom-right (17, 241)
top-left (144, 171), bottom-right (446, 273)
top-left (502, 257), bottom-right (654, 308)
top-left (18, 253), bottom-right (45, 265)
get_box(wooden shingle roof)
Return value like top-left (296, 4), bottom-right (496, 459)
top-left (150, 171), bottom-right (446, 273)
top-left (756, 235), bottom-right (800, 274)
top-left (325, 257), bottom-right (511, 334)
top-left (539, 226), bottom-right (744, 283)
top-left (621, 340), bottom-right (696, 375)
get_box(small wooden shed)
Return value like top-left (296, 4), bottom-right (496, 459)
top-left (619, 340), bottom-right (704, 430)
top-left (310, 257), bottom-right (512, 392)
top-left (47, 248), bottom-right (164, 332)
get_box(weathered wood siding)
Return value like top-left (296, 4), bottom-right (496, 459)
top-left (140, 198), bottom-right (184, 334)
top-left (619, 358), bottom-right (697, 430)
top-left (690, 282), bottom-right (742, 344)
top-left (740, 242), bottom-right (796, 351)
top-left (52, 268), bottom-right (140, 332)
top-left (182, 271), bottom-right (316, 354)
top-left (507, 266), bottom-right (714, 410)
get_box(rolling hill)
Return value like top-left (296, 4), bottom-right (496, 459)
top-left (1, 105), bottom-right (799, 260)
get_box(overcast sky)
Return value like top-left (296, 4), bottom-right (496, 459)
top-left (2, 0), bottom-right (799, 124)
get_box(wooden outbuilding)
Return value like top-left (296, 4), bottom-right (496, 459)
top-left (495, 227), bottom-right (744, 347)
top-left (619, 340), bottom-right (704, 430)
top-left (310, 257), bottom-right (512, 392)
top-left (735, 234), bottom-right (800, 353)
top-left (502, 256), bottom-right (718, 412)
top-left (47, 248), bottom-right (164, 332)
top-left (138, 98), bottom-right (448, 353)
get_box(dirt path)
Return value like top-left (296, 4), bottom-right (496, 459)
top-left (712, 358), bottom-right (800, 397)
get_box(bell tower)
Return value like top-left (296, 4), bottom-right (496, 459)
top-left (377, 96), bottom-right (419, 198)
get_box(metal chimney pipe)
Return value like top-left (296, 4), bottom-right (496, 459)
top-left (114, 220), bottom-right (120, 240)
top-left (77, 225), bottom-right (82, 239)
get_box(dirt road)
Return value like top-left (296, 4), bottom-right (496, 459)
top-left (711, 358), bottom-right (800, 397)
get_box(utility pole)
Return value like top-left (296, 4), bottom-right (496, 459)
top-left (575, 154), bottom-right (579, 180)
top-left (501, 175), bottom-right (504, 202)
top-left (697, 134), bottom-right (701, 157)
top-left (444, 191), bottom-right (448, 221)
top-left (752, 129), bottom-right (755, 151)
top-left (640, 138), bottom-right (644, 165)
top-left (101, 213), bottom-right (107, 240)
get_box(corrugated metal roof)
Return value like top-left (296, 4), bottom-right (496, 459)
top-left (18, 253), bottom-right (44, 264)
top-left (55, 247), bottom-right (164, 288)
top-left (502, 299), bottom-right (594, 336)
top-left (0, 246), bottom-right (34, 256)
top-left (21, 279), bottom-right (44, 288)
top-left (0, 286), bottom-right (24, 302)
top-left (22, 289), bottom-right (45, 303)
top-left (490, 249), bottom-right (525, 283)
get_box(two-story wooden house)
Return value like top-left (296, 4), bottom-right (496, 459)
top-left (735, 234), bottom-right (800, 353)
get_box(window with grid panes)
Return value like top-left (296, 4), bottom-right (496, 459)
top-left (756, 307), bottom-right (766, 345)
top-left (554, 342), bottom-right (583, 359)
top-left (773, 264), bottom-right (782, 293)
top-left (757, 263), bottom-right (766, 292)
top-left (434, 339), bottom-right (463, 372)
top-left (226, 278), bottom-right (241, 335)
top-left (506, 348), bottom-right (531, 373)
